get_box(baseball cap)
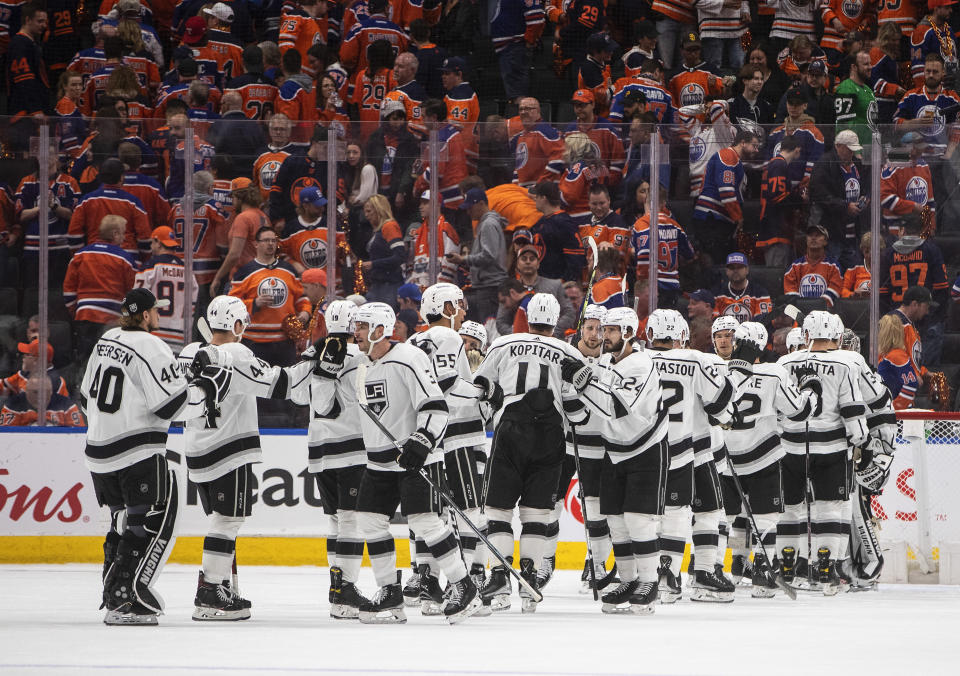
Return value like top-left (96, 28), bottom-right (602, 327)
top-left (807, 60), bottom-right (827, 76)
top-left (440, 57), bottom-right (466, 73)
top-left (902, 285), bottom-right (937, 308)
top-left (835, 129), bottom-right (863, 152)
top-left (151, 226), bottom-right (179, 248)
top-left (183, 16), bottom-right (207, 44)
top-left (900, 131), bottom-right (928, 146)
top-left (528, 180), bottom-right (561, 204)
top-left (725, 252), bottom-right (749, 267)
top-left (928, 0), bottom-right (957, 8)
top-left (586, 31), bottom-right (618, 53)
top-left (299, 186), bottom-right (327, 208)
top-left (681, 32), bottom-right (701, 48)
top-left (807, 223), bottom-right (829, 237)
top-left (689, 289), bottom-right (715, 305)
top-left (117, 0), bottom-right (141, 16)
top-left (122, 288), bottom-right (169, 316)
top-left (302, 268), bottom-right (327, 285)
top-left (513, 228), bottom-right (533, 244)
top-left (380, 99), bottom-right (406, 119)
top-left (397, 283), bottom-right (422, 302)
top-left (231, 177), bottom-right (252, 191)
top-left (17, 339), bottom-right (54, 361)
top-left (785, 87), bottom-right (806, 104)
top-left (396, 309), bottom-right (420, 336)
top-left (419, 190), bottom-right (431, 201)
top-left (203, 2), bottom-right (235, 23)
top-left (459, 187), bottom-right (488, 210)
top-left (571, 89), bottom-right (595, 104)
top-left (623, 89), bottom-right (647, 107)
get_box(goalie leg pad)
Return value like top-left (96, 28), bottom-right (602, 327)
top-left (133, 469), bottom-right (179, 613)
top-left (850, 487), bottom-right (884, 582)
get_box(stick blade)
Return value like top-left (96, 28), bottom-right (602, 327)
top-left (776, 576), bottom-right (798, 600)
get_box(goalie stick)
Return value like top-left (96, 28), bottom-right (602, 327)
top-left (355, 362), bottom-right (543, 603)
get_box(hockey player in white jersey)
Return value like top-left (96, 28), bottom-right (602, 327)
top-left (539, 305), bottom-right (617, 593)
top-left (473, 293), bottom-right (590, 612)
top-left (724, 321), bottom-right (820, 598)
top-left (285, 299), bottom-right (371, 619)
top-left (407, 283), bottom-right (487, 614)
top-left (645, 309), bottom-right (736, 603)
top-left (80, 288), bottom-right (232, 625)
top-left (178, 296), bottom-right (289, 621)
top-left (348, 302), bottom-right (480, 624)
top-left (786, 327), bottom-right (805, 352)
top-left (563, 306), bottom-right (667, 614)
top-left (459, 320), bottom-right (487, 355)
top-left (777, 311), bottom-right (870, 594)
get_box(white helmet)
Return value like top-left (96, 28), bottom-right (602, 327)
top-left (583, 304), bottom-right (607, 323)
top-left (803, 310), bottom-right (842, 342)
top-left (458, 320), bottom-right (487, 347)
top-left (841, 328), bottom-right (861, 353)
top-left (737, 321), bottom-right (768, 349)
top-left (325, 299), bottom-right (358, 334)
top-left (421, 282), bottom-right (463, 325)
top-left (646, 308), bottom-right (682, 342)
top-left (354, 302), bottom-right (396, 353)
top-left (603, 307), bottom-right (639, 337)
top-left (711, 316), bottom-right (739, 336)
top-left (526, 293), bottom-right (560, 327)
top-left (671, 310), bottom-right (690, 345)
top-left (786, 327), bottom-right (805, 351)
top-left (206, 295), bottom-right (250, 337)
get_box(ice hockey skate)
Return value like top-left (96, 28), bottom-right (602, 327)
top-left (690, 568), bottom-right (735, 603)
top-left (658, 556), bottom-right (681, 603)
top-left (443, 576), bottom-right (481, 624)
top-left (519, 558), bottom-right (540, 613)
top-left (358, 572), bottom-right (407, 624)
top-left (479, 564), bottom-right (512, 611)
top-left (193, 572), bottom-right (252, 621)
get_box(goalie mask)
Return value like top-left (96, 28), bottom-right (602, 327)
top-left (841, 328), bottom-right (861, 353)
top-left (354, 302), bottom-right (396, 355)
top-left (526, 293), bottom-right (561, 327)
top-left (803, 310), bottom-right (842, 343)
top-left (206, 295), bottom-right (250, 338)
top-left (325, 299), bottom-right (358, 335)
top-left (421, 282), bottom-right (464, 327)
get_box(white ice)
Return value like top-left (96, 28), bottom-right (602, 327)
top-left (1, 564), bottom-right (956, 675)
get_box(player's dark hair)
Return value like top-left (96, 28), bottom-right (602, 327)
top-left (21, 2), bottom-right (46, 21)
top-left (498, 278), bottom-right (526, 296)
top-left (588, 183), bottom-right (610, 198)
top-left (282, 48), bottom-right (301, 75)
top-left (779, 136), bottom-right (801, 153)
top-left (423, 98), bottom-right (447, 121)
top-left (103, 35), bottom-right (124, 61)
top-left (366, 39), bottom-right (395, 78)
top-left (926, 52), bottom-right (945, 67)
top-left (734, 129), bottom-right (759, 146)
top-left (255, 226), bottom-right (275, 241)
top-left (640, 58), bottom-right (661, 75)
top-left (529, 323), bottom-right (553, 333)
top-left (409, 18), bottom-right (430, 43)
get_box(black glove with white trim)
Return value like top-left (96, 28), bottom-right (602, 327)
top-left (398, 430), bottom-right (435, 471)
top-left (794, 365), bottom-right (823, 416)
top-left (560, 357), bottom-right (591, 393)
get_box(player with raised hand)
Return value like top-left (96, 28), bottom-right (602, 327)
top-left (724, 321), bottom-right (819, 598)
top-left (561, 306), bottom-right (667, 614)
top-left (407, 283), bottom-right (488, 614)
top-left (473, 293), bottom-right (590, 613)
top-left (349, 302), bottom-right (480, 624)
top-left (284, 299), bottom-right (372, 619)
top-left (80, 288), bottom-right (233, 625)
top-left (645, 309), bottom-right (736, 603)
top-left (777, 311), bottom-right (869, 595)
top-left (178, 296), bottom-right (290, 621)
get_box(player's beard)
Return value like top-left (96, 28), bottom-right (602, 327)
top-left (603, 338), bottom-right (624, 354)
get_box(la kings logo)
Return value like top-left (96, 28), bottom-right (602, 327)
top-left (365, 381), bottom-right (389, 417)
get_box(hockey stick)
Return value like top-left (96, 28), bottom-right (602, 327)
top-left (805, 423), bottom-right (814, 586)
top-left (570, 432), bottom-right (598, 600)
top-left (722, 449), bottom-right (797, 601)
top-left (573, 236), bottom-right (600, 345)
top-left (356, 363), bottom-right (543, 602)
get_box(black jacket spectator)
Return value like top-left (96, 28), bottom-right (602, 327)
top-left (7, 7), bottom-right (50, 120)
top-left (532, 211), bottom-right (585, 282)
top-left (809, 146), bottom-right (869, 257)
top-left (365, 124), bottom-right (419, 204)
top-left (208, 110), bottom-right (266, 171)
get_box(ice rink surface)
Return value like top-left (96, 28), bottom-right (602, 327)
top-left (1, 564), bottom-right (956, 676)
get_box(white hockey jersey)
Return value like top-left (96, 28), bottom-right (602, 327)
top-left (726, 362), bottom-right (814, 475)
top-left (580, 345), bottom-right (667, 464)
top-left (288, 344), bottom-right (368, 472)
top-left (134, 254), bottom-right (199, 349)
top-left (80, 327), bottom-right (209, 474)
top-left (768, 0), bottom-right (817, 41)
top-left (177, 341), bottom-right (286, 483)
top-left (474, 333), bottom-right (589, 430)
top-left (354, 342), bottom-right (449, 472)
top-left (777, 348), bottom-right (869, 456)
top-left (700, 352), bottom-right (729, 474)
top-left (408, 325), bottom-right (485, 452)
top-left (845, 350), bottom-right (897, 452)
top-left (681, 101), bottom-right (737, 197)
top-left (565, 352), bottom-right (608, 461)
top-left (648, 347), bottom-right (735, 471)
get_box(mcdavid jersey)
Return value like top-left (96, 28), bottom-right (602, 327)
top-left (580, 346), bottom-right (667, 465)
top-left (288, 343), bottom-right (367, 472)
top-left (475, 332), bottom-right (589, 430)
top-left (352, 342), bottom-right (448, 472)
top-left (726, 362), bottom-right (813, 475)
top-left (80, 327), bottom-right (208, 474)
top-left (648, 347), bottom-right (734, 470)
top-left (777, 348), bottom-right (869, 455)
top-left (408, 325), bottom-right (485, 452)
top-left (564, 351), bottom-right (608, 460)
top-left (178, 341), bottom-right (286, 483)
top-left (134, 254), bottom-right (199, 349)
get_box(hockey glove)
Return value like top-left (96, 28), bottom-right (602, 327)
top-left (560, 357), bottom-right (591, 393)
top-left (310, 336), bottom-right (348, 379)
top-left (728, 340), bottom-right (762, 373)
top-left (794, 365), bottom-right (823, 416)
top-left (474, 375), bottom-right (504, 411)
top-left (855, 438), bottom-right (893, 493)
top-left (191, 345), bottom-right (233, 377)
top-left (398, 430), bottom-right (434, 471)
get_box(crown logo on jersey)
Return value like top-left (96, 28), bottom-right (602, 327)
top-left (364, 380), bottom-right (388, 417)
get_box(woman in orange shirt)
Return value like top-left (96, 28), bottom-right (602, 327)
top-left (360, 194), bottom-right (406, 307)
top-left (349, 39), bottom-right (396, 142)
top-left (841, 232), bottom-right (885, 298)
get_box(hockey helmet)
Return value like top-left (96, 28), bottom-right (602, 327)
top-left (711, 315), bottom-right (739, 336)
top-left (735, 321), bottom-right (767, 350)
top-left (583, 304), bottom-right (607, 324)
top-left (354, 302), bottom-right (396, 352)
top-left (803, 310), bottom-right (842, 343)
top-left (670, 310), bottom-right (690, 345)
top-left (458, 320), bottom-right (487, 348)
top-left (325, 299), bottom-right (358, 335)
top-left (786, 327), bottom-right (805, 351)
top-left (526, 293), bottom-right (561, 327)
top-left (603, 307), bottom-right (640, 337)
top-left (646, 308), bottom-right (681, 342)
top-left (206, 295), bottom-right (250, 337)
top-left (421, 282), bottom-right (464, 326)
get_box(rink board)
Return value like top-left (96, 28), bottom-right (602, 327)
top-left (1, 428), bottom-right (957, 566)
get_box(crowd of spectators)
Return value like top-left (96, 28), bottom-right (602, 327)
top-left (3, 0), bottom-right (960, 422)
